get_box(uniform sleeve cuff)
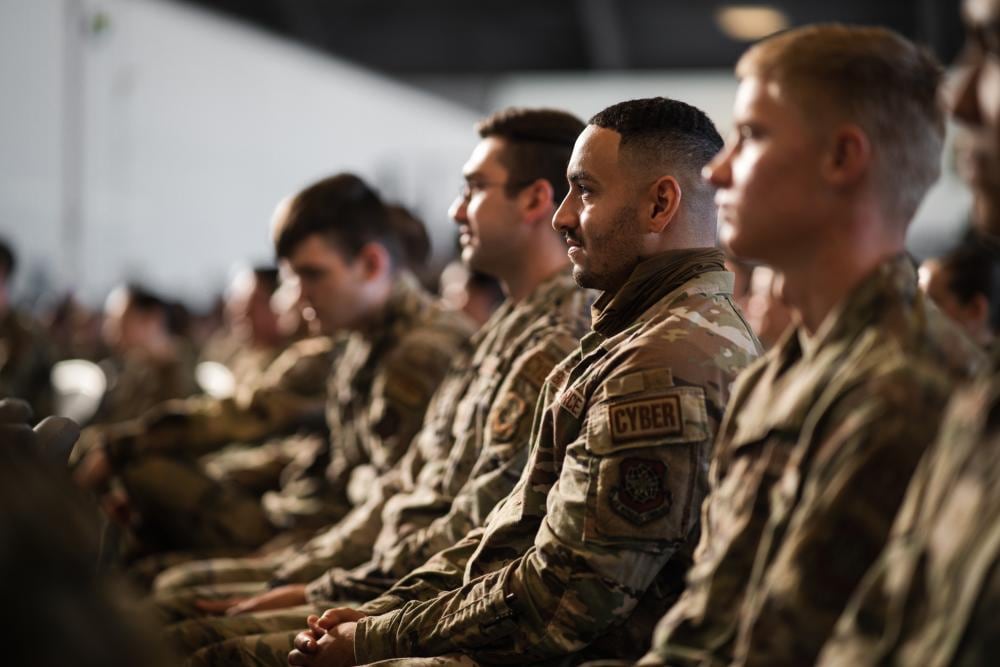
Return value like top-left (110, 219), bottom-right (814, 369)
top-left (357, 593), bottom-right (405, 616)
top-left (354, 612), bottom-right (402, 664)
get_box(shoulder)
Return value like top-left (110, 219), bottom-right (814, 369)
top-left (606, 287), bottom-right (761, 399)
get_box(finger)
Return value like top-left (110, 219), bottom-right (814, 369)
top-left (293, 631), bottom-right (318, 653)
top-left (0, 398), bottom-right (33, 424)
top-left (288, 649), bottom-right (312, 665)
top-left (317, 607), bottom-right (365, 628)
top-left (317, 609), bottom-right (343, 628)
top-left (34, 416), bottom-right (81, 464)
top-left (307, 616), bottom-right (324, 637)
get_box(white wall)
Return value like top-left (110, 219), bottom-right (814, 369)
top-left (0, 0), bottom-right (480, 308)
top-left (486, 71), bottom-right (975, 259)
top-left (1, 1), bottom-right (974, 311)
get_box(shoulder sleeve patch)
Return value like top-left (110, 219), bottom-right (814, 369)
top-left (520, 350), bottom-right (563, 389)
top-left (608, 456), bottom-right (673, 524)
top-left (490, 392), bottom-right (528, 442)
top-left (604, 368), bottom-right (674, 399)
top-left (588, 385), bottom-right (709, 455)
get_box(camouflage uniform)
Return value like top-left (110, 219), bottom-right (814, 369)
top-left (335, 249), bottom-right (760, 665)
top-left (198, 330), bottom-right (283, 393)
top-left (170, 249), bottom-right (761, 666)
top-left (638, 256), bottom-right (984, 667)
top-left (94, 342), bottom-right (198, 426)
top-left (816, 349), bottom-right (1000, 667)
top-left (157, 269), bottom-right (591, 645)
top-left (75, 335), bottom-right (336, 466)
top-left (0, 309), bottom-right (55, 418)
top-left (111, 273), bottom-right (473, 554)
top-left (283, 269), bottom-right (591, 590)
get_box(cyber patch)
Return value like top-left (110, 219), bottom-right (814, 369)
top-left (491, 392), bottom-right (527, 441)
top-left (608, 394), bottom-right (683, 443)
top-left (610, 457), bottom-right (672, 524)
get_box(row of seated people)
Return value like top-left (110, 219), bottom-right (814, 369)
top-left (5, 11), bottom-right (1000, 667)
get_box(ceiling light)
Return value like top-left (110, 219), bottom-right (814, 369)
top-left (715, 5), bottom-right (790, 42)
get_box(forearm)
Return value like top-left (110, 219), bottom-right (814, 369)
top-left (273, 480), bottom-right (397, 585)
top-left (357, 526), bottom-right (678, 664)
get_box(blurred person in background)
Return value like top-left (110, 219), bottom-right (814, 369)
top-left (919, 231), bottom-right (1000, 350)
top-left (199, 265), bottom-right (286, 390)
top-left (94, 283), bottom-right (197, 425)
top-left (45, 293), bottom-right (105, 362)
top-left (75, 173), bottom-right (473, 566)
top-left (387, 203), bottom-right (433, 281)
top-left (0, 398), bottom-right (176, 667)
top-left (438, 259), bottom-right (505, 328)
top-left (0, 237), bottom-right (55, 419)
top-left (742, 264), bottom-right (795, 349)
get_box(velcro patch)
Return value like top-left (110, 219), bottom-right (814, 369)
top-left (610, 457), bottom-right (672, 524)
top-left (521, 352), bottom-right (560, 389)
top-left (559, 387), bottom-right (586, 419)
top-left (609, 395), bottom-right (683, 443)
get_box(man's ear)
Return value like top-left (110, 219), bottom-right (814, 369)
top-left (520, 179), bottom-right (556, 226)
top-left (356, 242), bottom-right (392, 281)
top-left (648, 175), bottom-right (682, 233)
top-left (823, 124), bottom-right (871, 188)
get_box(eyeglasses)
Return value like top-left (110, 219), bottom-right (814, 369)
top-left (457, 178), bottom-right (536, 201)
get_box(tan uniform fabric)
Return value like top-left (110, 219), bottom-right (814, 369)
top-left (640, 256), bottom-right (984, 667)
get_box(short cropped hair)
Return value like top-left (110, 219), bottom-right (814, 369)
top-left (476, 108), bottom-right (585, 204)
top-left (273, 173), bottom-right (399, 264)
top-left (589, 97), bottom-right (724, 220)
top-left (736, 24), bottom-right (945, 224)
top-left (938, 232), bottom-right (1000, 333)
top-left (252, 266), bottom-right (280, 294)
top-left (123, 283), bottom-right (168, 315)
top-left (0, 238), bottom-right (15, 280)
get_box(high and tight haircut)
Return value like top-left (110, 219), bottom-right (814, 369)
top-left (589, 97), bottom-right (724, 220)
top-left (273, 173), bottom-right (399, 265)
top-left (123, 283), bottom-right (168, 315)
top-left (939, 231), bottom-right (1000, 333)
top-left (0, 238), bottom-right (15, 280)
top-left (736, 23), bottom-right (945, 225)
top-left (475, 108), bottom-right (586, 204)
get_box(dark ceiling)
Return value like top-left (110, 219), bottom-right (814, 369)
top-left (172, 0), bottom-right (964, 74)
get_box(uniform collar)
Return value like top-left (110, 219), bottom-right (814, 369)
top-left (591, 248), bottom-right (727, 338)
top-left (797, 254), bottom-right (917, 362)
